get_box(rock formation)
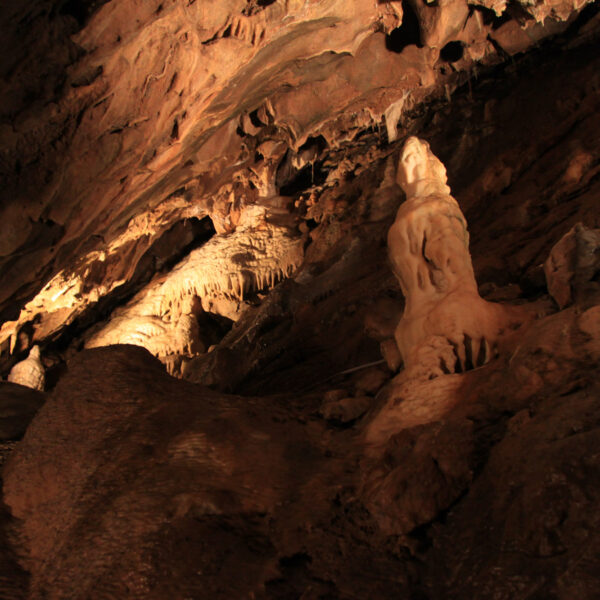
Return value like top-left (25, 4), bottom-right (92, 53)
top-left (388, 136), bottom-right (523, 377)
top-left (0, 382), bottom-right (45, 442)
top-left (85, 207), bottom-right (303, 373)
top-left (544, 222), bottom-right (600, 309)
top-left (7, 347), bottom-right (45, 392)
top-left (0, 1), bottom-right (599, 598)
top-left (1, 0), bottom-right (595, 369)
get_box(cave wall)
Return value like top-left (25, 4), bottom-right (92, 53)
top-left (0, 0), bottom-right (599, 598)
top-left (1, 0), bottom-right (597, 369)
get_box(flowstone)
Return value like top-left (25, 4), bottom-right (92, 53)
top-left (86, 209), bottom-right (304, 374)
top-left (388, 137), bottom-right (522, 377)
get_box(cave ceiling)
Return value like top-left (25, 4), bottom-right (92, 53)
top-left (0, 0), bottom-right (599, 376)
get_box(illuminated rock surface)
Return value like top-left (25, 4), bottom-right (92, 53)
top-left (7, 347), bottom-right (45, 392)
top-left (388, 136), bottom-right (529, 378)
top-left (0, 0), bottom-right (599, 597)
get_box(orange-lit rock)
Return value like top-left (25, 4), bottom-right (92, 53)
top-left (0, 0), bottom-right (593, 356)
top-left (544, 222), bottom-right (600, 309)
top-left (0, 1), bottom-right (599, 598)
top-left (388, 137), bottom-right (526, 378)
top-left (7, 347), bottom-right (45, 392)
top-left (84, 207), bottom-right (303, 373)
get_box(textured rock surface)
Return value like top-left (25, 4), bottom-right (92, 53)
top-left (544, 222), bottom-right (600, 309)
top-left (1, 0), bottom-right (597, 368)
top-left (389, 136), bottom-right (528, 377)
top-left (3, 299), bottom-right (599, 598)
top-left (0, 1), bottom-right (599, 598)
top-left (0, 383), bottom-right (45, 441)
top-left (84, 207), bottom-right (304, 372)
top-left (7, 347), bottom-right (45, 391)
top-left (426, 312), bottom-right (600, 599)
top-left (4, 346), bottom-right (412, 599)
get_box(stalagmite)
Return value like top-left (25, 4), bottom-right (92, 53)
top-left (7, 346), bottom-right (45, 391)
top-left (388, 137), bottom-right (520, 378)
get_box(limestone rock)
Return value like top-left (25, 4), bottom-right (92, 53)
top-left (364, 297), bottom-right (403, 341)
top-left (361, 417), bottom-right (475, 536)
top-left (0, 5), bottom-right (598, 598)
top-left (7, 346), bottom-right (45, 391)
top-left (352, 367), bottom-right (389, 395)
top-left (408, 0), bottom-right (470, 48)
top-left (3, 346), bottom-right (412, 598)
top-left (320, 396), bottom-right (372, 423)
top-left (427, 383), bottom-right (600, 599)
top-left (0, 0), bottom-right (592, 360)
top-left (380, 338), bottom-right (403, 372)
top-left (544, 222), bottom-right (600, 309)
top-left (85, 212), bottom-right (303, 372)
top-left (388, 137), bottom-right (525, 378)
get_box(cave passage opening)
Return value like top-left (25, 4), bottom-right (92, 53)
top-left (385, 1), bottom-right (423, 53)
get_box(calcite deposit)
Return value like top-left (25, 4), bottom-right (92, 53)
top-left (7, 347), bottom-right (45, 392)
top-left (388, 136), bottom-right (526, 377)
top-left (0, 0), bottom-right (599, 598)
top-left (85, 206), bottom-right (304, 372)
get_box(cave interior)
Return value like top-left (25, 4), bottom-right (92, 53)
top-left (0, 0), bottom-right (599, 598)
